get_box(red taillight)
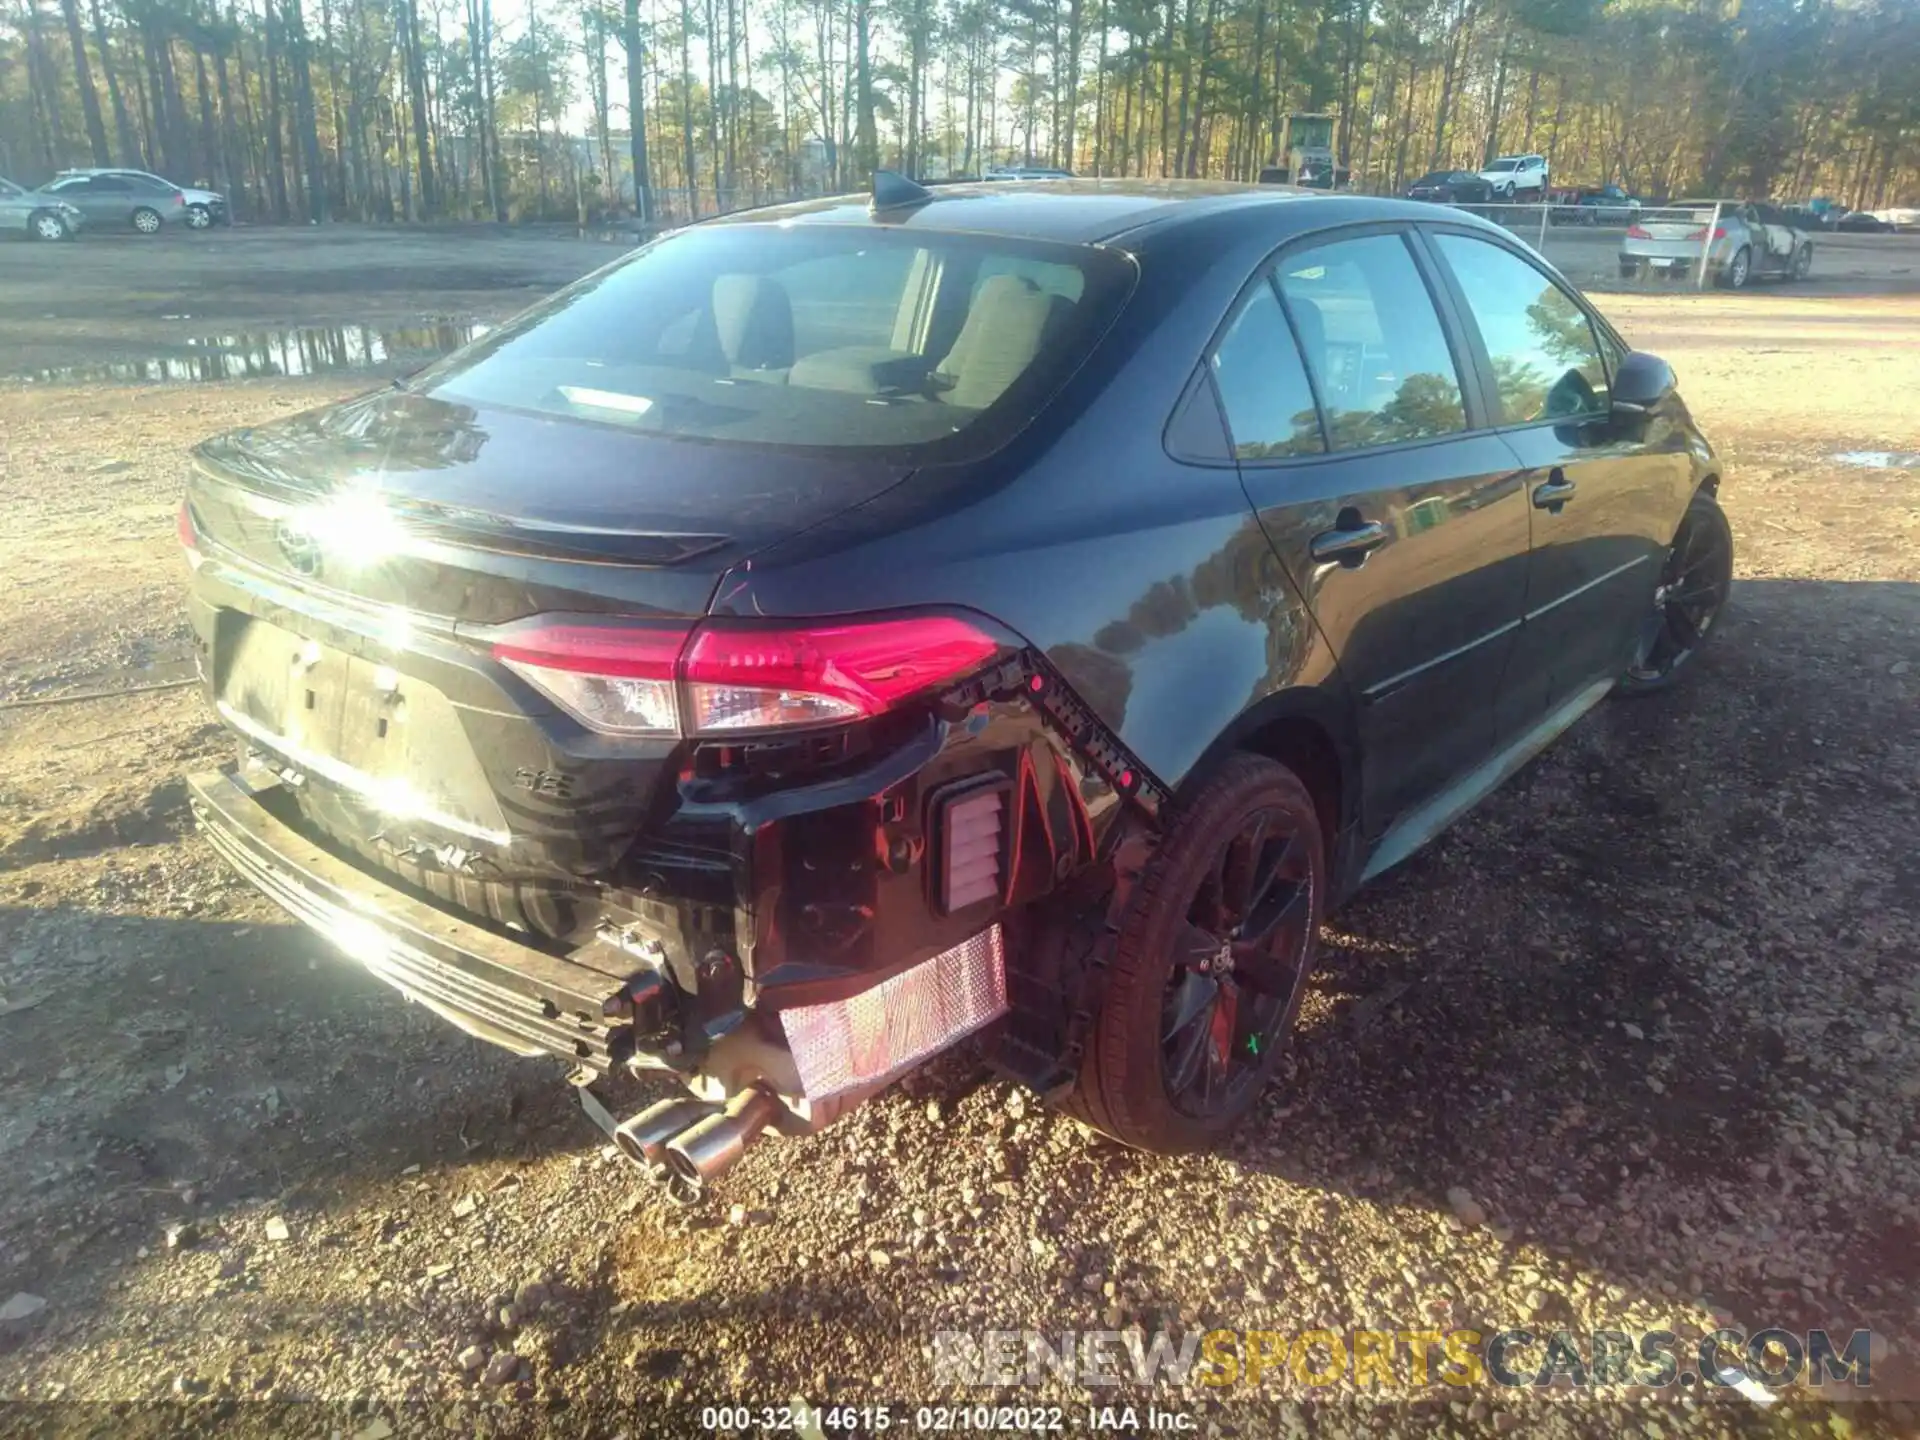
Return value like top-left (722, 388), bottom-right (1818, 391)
top-left (173, 191), bottom-right (186, 207)
top-left (682, 617), bottom-right (1000, 733)
top-left (490, 614), bottom-right (1005, 738)
top-left (1626, 224), bottom-right (1652, 239)
top-left (178, 499), bottom-right (203, 569)
top-left (1683, 225), bottom-right (1728, 242)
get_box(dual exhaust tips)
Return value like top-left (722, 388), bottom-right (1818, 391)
top-left (612, 1088), bottom-right (781, 1203)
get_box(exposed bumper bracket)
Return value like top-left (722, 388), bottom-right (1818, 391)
top-left (188, 766), bottom-right (640, 1070)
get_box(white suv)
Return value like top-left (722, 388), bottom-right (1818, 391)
top-left (1478, 154), bottom-right (1548, 199)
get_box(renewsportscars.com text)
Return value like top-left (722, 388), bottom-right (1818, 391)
top-left (931, 1327), bottom-right (1873, 1393)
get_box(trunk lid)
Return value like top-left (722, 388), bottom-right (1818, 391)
top-left (188, 386), bottom-right (913, 622)
top-left (1636, 213), bottom-right (1715, 242)
top-left (186, 388), bottom-right (913, 884)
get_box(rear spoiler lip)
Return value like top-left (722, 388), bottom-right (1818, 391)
top-left (188, 450), bottom-right (732, 568)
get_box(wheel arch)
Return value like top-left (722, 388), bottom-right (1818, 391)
top-left (1177, 686), bottom-right (1360, 890)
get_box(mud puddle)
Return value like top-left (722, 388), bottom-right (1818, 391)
top-left (11, 320), bottom-right (489, 386)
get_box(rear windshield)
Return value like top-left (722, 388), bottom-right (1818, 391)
top-left (418, 224), bottom-right (1134, 460)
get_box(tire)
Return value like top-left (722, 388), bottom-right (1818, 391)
top-left (1617, 489), bottom-right (1734, 697)
top-left (186, 204), bottom-right (212, 230)
top-left (1619, 259), bottom-right (1640, 280)
top-left (1719, 246), bottom-right (1751, 289)
top-left (132, 206), bottom-right (163, 234)
top-left (29, 210), bottom-right (69, 242)
top-left (1062, 753), bottom-right (1326, 1154)
top-left (1792, 244), bottom-right (1813, 280)
top-left (1501, 182), bottom-right (1516, 201)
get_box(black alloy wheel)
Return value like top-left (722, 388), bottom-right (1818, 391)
top-left (1064, 753), bottom-right (1326, 1152)
top-left (1160, 806), bottom-right (1316, 1118)
top-left (1620, 490), bottom-right (1734, 694)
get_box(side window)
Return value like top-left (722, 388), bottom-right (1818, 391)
top-left (93, 176), bottom-right (132, 192)
top-left (1431, 233), bottom-right (1609, 423)
top-left (1208, 279), bottom-right (1323, 460)
top-left (1275, 232), bottom-right (1467, 451)
top-left (972, 253), bottom-right (1084, 305)
top-left (776, 246), bottom-right (918, 356)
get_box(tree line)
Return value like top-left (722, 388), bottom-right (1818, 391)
top-left (3, 0), bottom-right (1915, 226)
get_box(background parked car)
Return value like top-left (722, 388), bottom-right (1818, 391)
top-left (1621, 200), bottom-right (1812, 288)
top-left (53, 168), bottom-right (226, 228)
top-left (40, 171), bottom-right (186, 234)
top-left (1781, 204), bottom-right (1833, 232)
top-left (1835, 210), bottom-right (1894, 232)
top-left (1478, 153), bottom-right (1549, 199)
top-left (1551, 184), bottom-right (1641, 225)
top-left (1405, 170), bottom-right (1494, 205)
top-left (0, 176), bottom-right (86, 241)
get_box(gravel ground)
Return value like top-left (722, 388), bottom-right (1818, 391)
top-left (0, 233), bottom-right (1916, 1437)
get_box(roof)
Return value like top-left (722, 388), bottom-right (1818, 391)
top-left (707, 178), bottom-right (1333, 245)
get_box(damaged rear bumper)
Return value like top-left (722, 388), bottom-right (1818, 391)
top-left (188, 765), bottom-right (641, 1068)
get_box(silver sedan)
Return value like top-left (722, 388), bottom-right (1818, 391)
top-left (1619, 201), bottom-right (1813, 288)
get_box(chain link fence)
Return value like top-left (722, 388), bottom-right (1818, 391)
top-left (1447, 199), bottom-right (1914, 294)
top-left (603, 186), bottom-right (1916, 294)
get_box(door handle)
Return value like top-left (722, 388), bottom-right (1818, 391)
top-left (1309, 518), bottom-right (1390, 566)
top-left (1532, 470), bottom-right (1576, 511)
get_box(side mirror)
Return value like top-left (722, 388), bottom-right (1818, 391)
top-left (1611, 350), bottom-right (1675, 417)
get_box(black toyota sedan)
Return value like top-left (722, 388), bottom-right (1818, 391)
top-left (1405, 170), bottom-right (1494, 205)
top-left (182, 177), bottom-right (1730, 1193)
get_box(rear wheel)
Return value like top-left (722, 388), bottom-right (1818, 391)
top-left (1792, 243), bottom-right (1813, 280)
top-left (29, 210), bottom-right (69, 242)
top-left (1064, 753), bottom-right (1325, 1153)
top-left (1617, 490), bottom-right (1734, 696)
top-left (132, 206), bottom-right (163, 235)
top-left (1720, 246), bottom-right (1751, 289)
top-left (1619, 258), bottom-right (1641, 280)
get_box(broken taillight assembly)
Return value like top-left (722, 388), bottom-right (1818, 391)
top-left (491, 612), bottom-right (1008, 739)
top-left (1625, 224), bottom-right (1653, 239)
top-left (1684, 225), bottom-right (1729, 242)
top-left (779, 926), bottom-right (1008, 1098)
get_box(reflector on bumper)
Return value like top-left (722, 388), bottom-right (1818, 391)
top-left (779, 927), bottom-right (1008, 1099)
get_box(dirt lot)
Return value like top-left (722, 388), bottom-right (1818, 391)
top-left (0, 229), bottom-right (1916, 1437)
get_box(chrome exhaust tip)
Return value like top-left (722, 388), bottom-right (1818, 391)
top-left (664, 1086), bottom-right (781, 1194)
top-left (612, 1096), bottom-right (718, 1173)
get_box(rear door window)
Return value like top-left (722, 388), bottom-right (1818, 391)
top-left (1274, 232), bottom-right (1468, 451)
top-left (1431, 233), bottom-right (1610, 423)
top-left (1208, 280), bottom-right (1324, 459)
